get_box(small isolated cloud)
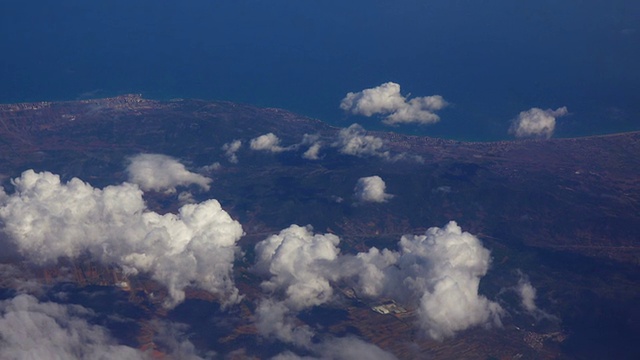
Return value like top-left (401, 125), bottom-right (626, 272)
top-left (354, 176), bottom-right (393, 203)
top-left (301, 134), bottom-right (322, 160)
top-left (126, 153), bottom-right (211, 193)
top-left (332, 124), bottom-right (390, 159)
top-left (303, 143), bottom-right (322, 160)
top-left (0, 294), bottom-right (146, 360)
top-left (509, 107), bottom-right (568, 138)
top-left (340, 82), bottom-right (447, 125)
top-left (0, 170), bottom-right (244, 308)
top-left (250, 133), bottom-right (287, 153)
top-left (513, 272), bottom-right (558, 322)
top-left (201, 162), bottom-right (221, 173)
top-left (222, 140), bottom-right (242, 163)
top-left (517, 275), bottom-right (538, 313)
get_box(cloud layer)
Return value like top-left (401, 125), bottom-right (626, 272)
top-left (0, 294), bottom-right (146, 360)
top-left (509, 107), bottom-right (568, 138)
top-left (273, 336), bottom-right (398, 360)
top-left (0, 170), bottom-right (244, 307)
top-left (354, 176), bottom-right (393, 203)
top-left (126, 153), bottom-right (211, 193)
top-left (340, 82), bottom-right (447, 125)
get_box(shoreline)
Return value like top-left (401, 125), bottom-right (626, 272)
top-left (1, 93), bottom-right (638, 144)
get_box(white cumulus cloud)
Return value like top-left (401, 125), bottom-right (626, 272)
top-left (509, 106), bottom-right (568, 138)
top-left (250, 133), bottom-right (287, 153)
top-left (0, 170), bottom-right (244, 308)
top-left (332, 124), bottom-right (390, 159)
top-left (0, 294), bottom-right (147, 360)
top-left (254, 221), bottom-right (502, 342)
top-left (394, 222), bottom-right (503, 340)
top-left (354, 176), bottom-right (393, 203)
top-left (126, 153), bottom-right (211, 193)
top-left (254, 225), bottom-right (340, 310)
top-left (340, 82), bottom-right (447, 125)
top-left (340, 222), bottom-right (503, 340)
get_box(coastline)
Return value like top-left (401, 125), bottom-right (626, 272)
top-left (1, 94), bottom-right (638, 144)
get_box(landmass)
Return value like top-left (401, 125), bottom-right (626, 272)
top-left (0, 95), bottom-right (638, 359)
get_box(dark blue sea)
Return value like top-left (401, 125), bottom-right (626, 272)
top-left (1, 0), bottom-right (639, 141)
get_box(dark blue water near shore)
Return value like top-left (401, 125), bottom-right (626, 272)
top-left (1, 0), bottom-right (639, 141)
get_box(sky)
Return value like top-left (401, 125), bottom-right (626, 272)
top-left (1, 0), bottom-right (639, 140)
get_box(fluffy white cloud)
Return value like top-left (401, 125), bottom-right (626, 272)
top-left (509, 107), bottom-right (568, 138)
top-left (332, 124), bottom-right (390, 159)
top-left (340, 82), bottom-right (407, 117)
top-left (253, 225), bottom-right (345, 348)
top-left (254, 221), bottom-right (502, 342)
top-left (385, 95), bottom-right (447, 125)
top-left (250, 133), bottom-right (287, 153)
top-left (126, 153), bottom-right (211, 193)
top-left (340, 82), bottom-right (447, 125)
top-left (0, 294), bottom-right (146, 360)
top-left (341, 222), bottom-right (503, 340)
top-left (387, 222), bottom-right (502, 340)
top-left (354, 176), bottom-right (393, 203)
top-left (254, 225), bottom-right (340, 310)
top-left (0, 170), bottom-right (244, 307)
top-left (222, 140), bottom-right (242, 163)
top-left (338, 247), bottom-right (399, 298)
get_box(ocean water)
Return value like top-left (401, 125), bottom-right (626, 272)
top-left (1, 0), bottom-right (639, 141)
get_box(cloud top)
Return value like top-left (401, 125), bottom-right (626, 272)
top-left (250, 133), bottom-right (287, 153)
top-left (340, 82), bottom-right (447, 125)
top-left (332, 124), bottom-right (390, 159)
top-left (354, 176), bottom-right (393, 203)
top-left (509, 107), bottom-right (568, 138)
top-left (126, 153), bottom-right (211, 193)
top-left (401, 222), bottom-right (503, 339)
top-left (254, 224), bottom-right (340, 310)
top-left (253, 221), bottom-right (502, 341)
